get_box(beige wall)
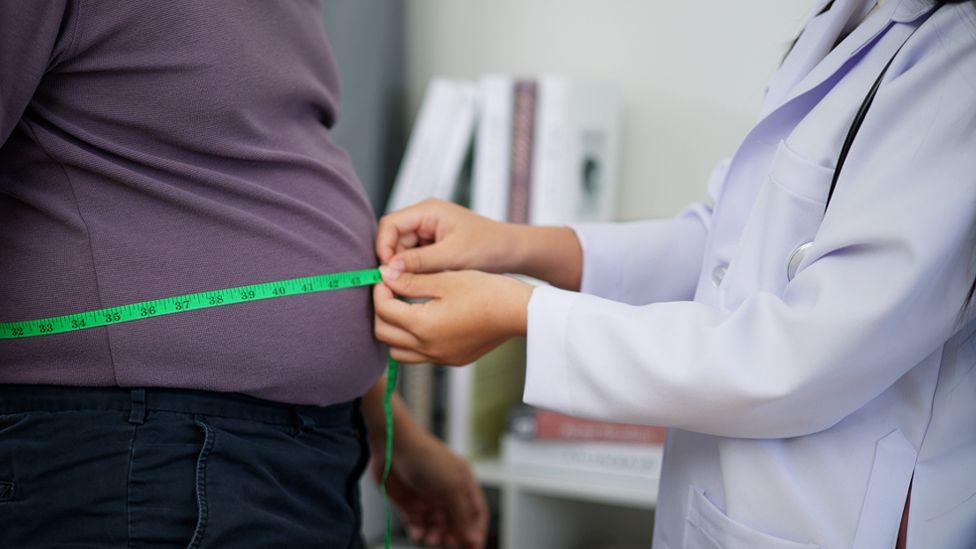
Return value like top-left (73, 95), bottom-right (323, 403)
top-left (406, 0), bottom-right (818, 220)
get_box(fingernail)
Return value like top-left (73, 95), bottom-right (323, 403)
top-left (379, 265), bottom-right (400, 281)
top-left (391, 258), bottom-right (405, 272)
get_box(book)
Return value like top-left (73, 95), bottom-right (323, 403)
top-left (448, 77), bottom-right (531, 457)
top-left (400, 361), bottom-right (433, 432)
top-left (470, 76), bottom-right (513, 222)
top-left (510, 407), bottom-right (667, 445)
top-left (386, 79), bottom-right (477, 430)
top-left (390, 75), bottom-right (620, 459)
top-left (507, 80), bottom-right (537, 224)
top-left (447, 338), bottom-right (527, 457)
top-left (471, 76), bottom-right (620, 227)
top-left (530, 76), bottom-right (619, 225)
top-left (386, 78), bottom-right (478, 214)
top-left (501, 435), bottom-right (663, 481)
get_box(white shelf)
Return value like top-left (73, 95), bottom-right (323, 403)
top-left (473, 458), bottom-right (657, 548)
top-left (473, 458), bottom-right (658, 509)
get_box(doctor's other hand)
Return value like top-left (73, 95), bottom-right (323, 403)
top-left (374, 268), bottom-right (532, 365)
top-left (376, 199), bottom-right (583, 291)
top-left (376, 199), bottom-right (511, 274)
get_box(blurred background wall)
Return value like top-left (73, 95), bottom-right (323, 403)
top-left (322, 0), bottom-right (406, 215)
top-left (405, 0), bottom-right (818, 220)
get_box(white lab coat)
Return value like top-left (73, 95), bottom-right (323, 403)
top-left (522, 0), bottom-right (976, 547)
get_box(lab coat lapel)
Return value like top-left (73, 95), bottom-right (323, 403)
top-left (699, 0), bottom-right (938, 285)
top-left (761, 0), bottom-right (862, 117)
top-left (758, 0), bottom-right (938, 135)
top-left (770, 0), bottom-right (894, 118)
top-left (708, 1), bottom-right (882, 276)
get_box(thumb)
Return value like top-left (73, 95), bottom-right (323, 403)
top-left (390, 243), bottom-right (453, 275)
top-left (380, 268), bottom-right (442, 299)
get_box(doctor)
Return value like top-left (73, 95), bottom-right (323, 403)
top-left (374, 0), bottom-right (975, 547)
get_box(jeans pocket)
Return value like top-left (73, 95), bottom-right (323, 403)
top-left (0, 413), bottom-right (25, 505)
top-left (187, 418), bottom-right (215, 549)
top-left (0, 410), bottom-right (132, 547)
top-left (185, 413), bottom-right (363, 547)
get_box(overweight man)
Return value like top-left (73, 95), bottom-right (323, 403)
top-left (0, 1), bottom-right (485, 547)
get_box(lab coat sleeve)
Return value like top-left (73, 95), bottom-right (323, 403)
top-left (570, 159), bottom-right (728, 305)
top-left (0, 0), bottom-right (70, 145)
top-left (524, 28), bottom-right (976, 438)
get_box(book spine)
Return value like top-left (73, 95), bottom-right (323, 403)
top-left (507, 81), bottom-right (537, 223)
top-left (387, 80), bottom-right (449, 213)
top-left (402, 364), bottom-right (433, 432)
top-left (432, 83), bottom-right (478, 201)
top-left (471, 77), bottom-right (513, 221)
top-left (534, 410), bottom-right (667, 445)
top-left (502, 437), bottom-right (663, 479)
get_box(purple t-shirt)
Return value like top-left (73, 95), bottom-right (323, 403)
top-left (0, 0), bottom-right (385, 405)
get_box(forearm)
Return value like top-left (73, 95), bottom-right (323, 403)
top-left (361, 376), bottom-right (426, 455)
top-left (506, 224), bottom-right (582, 291)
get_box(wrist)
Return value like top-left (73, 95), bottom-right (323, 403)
top-left (500, 223), bottom-right (537, 274)
top-left (501, 276), bottom-right (534, 338)
top-left (509, 225), bottom-right (583, 290)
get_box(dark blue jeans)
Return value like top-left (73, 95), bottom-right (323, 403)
top-left (0, 385), bottom-right (369, 548)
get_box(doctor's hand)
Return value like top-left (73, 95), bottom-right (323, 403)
top-left (376, 199), bottom-right (513, 274)
top-left (376, 199), bottom-right (582, 290)
top-left (373, 267), bottom-right (532, 365)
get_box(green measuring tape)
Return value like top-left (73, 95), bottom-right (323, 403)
top-left (0, 268), bottom-right (382, 339)
top-left (0, 267), bottom-right (401, 548)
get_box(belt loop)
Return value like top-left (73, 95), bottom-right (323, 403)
top-left (291, 407), bottom-right (315, 434)
top-left (128, 389), bottom-right (147, 425)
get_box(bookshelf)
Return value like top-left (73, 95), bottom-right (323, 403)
top-left (474, 458), bottom-right (657, 549)
top-left (376, 73), bottom-right (634, 548)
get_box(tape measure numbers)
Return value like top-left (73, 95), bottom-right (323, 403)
top-left (1, 266), bottom-right (401, 549)
top-left (0, 268), bottom-right (382, 339)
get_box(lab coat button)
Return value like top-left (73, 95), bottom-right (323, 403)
top-left (711, 264), bottom-right (728, 287)
top-left (787, 241), bottom-right (814, 281)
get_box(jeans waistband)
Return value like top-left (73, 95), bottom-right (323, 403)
top-left (0, 384), bottom-right (357, 428)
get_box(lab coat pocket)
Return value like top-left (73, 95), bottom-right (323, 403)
top-left (721, 140), bottom-right (831, 310)
top-left (683, 486), bottom-right (821, 549)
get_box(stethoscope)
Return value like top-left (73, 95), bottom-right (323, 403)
top-left (785, 13), bottom-right (930, 281)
